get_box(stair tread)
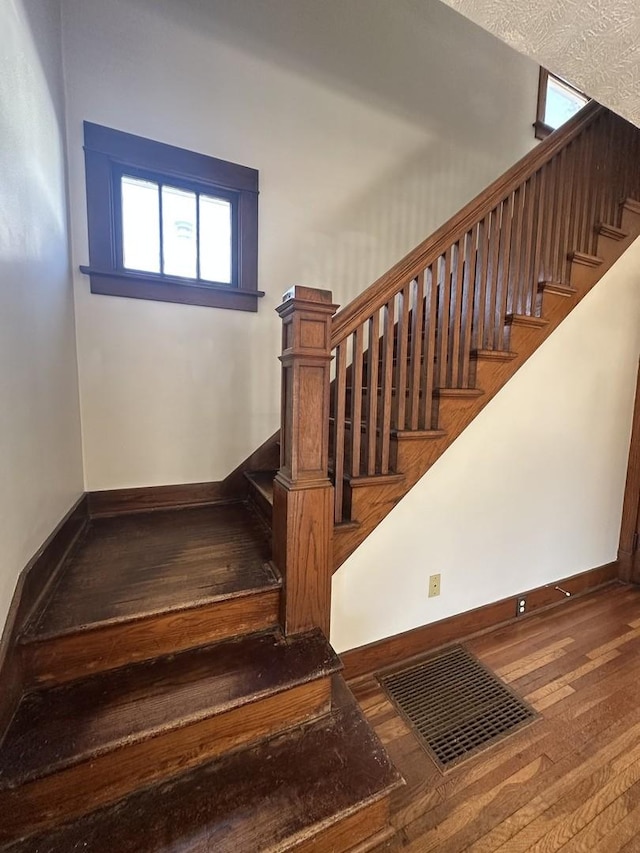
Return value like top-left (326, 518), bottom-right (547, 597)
top-left (505, 313), bottom-right (549, 327)
top-left (0, 629), bottom-right (339, 791)
top-left (537, 281), bottom-right (578, 296)
top-left (569, 250), bottom-right (604, 267)
top-left (471, 349), bottom-right (518, 360)
top-left (5, 678), bottom-right (402, 853)
top-left (22, 503), bottom-right (279, 642)
top-left (434, 387), bottom-right (484, 398)
top-left (244, 470), bottom-right (275, 505)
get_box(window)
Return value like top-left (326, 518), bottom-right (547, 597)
top-left (535, 69), bottom-right (589, 140)
top-left (81, 123), bottom-right (262, 312)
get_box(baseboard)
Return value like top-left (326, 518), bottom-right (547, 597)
top-left (340, 561), bottom-right (620, 681)
top-left (0, 495), bottom-right (89, 739)
top-left (88, 481), bottom-right (228, 517)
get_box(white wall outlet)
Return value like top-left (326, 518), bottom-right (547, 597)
top-left (516, 597), bottom-right (526, 616)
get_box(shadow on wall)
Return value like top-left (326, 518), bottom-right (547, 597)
top-left (301, 134), bottom-right (532, 307)
top-left (127, 0), bottom-right (538, 151)
top-left (119, 0), bottom-right (538, 307)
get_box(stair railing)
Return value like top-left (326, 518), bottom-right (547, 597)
top-left (329, 102), bottom-right (640, 521)
top-left (274, 101), bottom-right (640, 635)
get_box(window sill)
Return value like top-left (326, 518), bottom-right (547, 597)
top-left (533, 120), bottom-right (554, 141)
top-left (80, 267), bottom-right (265, 312)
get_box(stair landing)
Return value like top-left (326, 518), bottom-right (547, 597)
top-left (21, 503), bottom-right (282, 685)
top-left (25, 502), bottom-right (276, 638)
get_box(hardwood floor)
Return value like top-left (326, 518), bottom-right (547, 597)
top-left (352, 583), bottom-right (640, 852)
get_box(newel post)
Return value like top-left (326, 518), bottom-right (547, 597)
top-left (272, 285), bottom-right (339, 637)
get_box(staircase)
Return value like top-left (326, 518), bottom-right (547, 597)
top-left (2, 101), bottom-right (640, 851)
top-left (0, 503), bottom-right (401, 851)
top-left (237, 102), bottom-right (640, 606)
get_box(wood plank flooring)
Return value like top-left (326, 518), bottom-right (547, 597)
top-left (352, 582), bottom-right (640, 853)
top-left (24, 503), bottom-right (275, 638)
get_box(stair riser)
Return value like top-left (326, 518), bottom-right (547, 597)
top-left (286, 795), bottom-right (391, 853)
top-left (0, 678), bottom-right (331, 844)
top-left (24, 590), bottom-right (281, 687)
top-left (248, 484), bottom-right (273, 525)
top-left (390, 435), bottom-right (447, 479)
top-left (621, 202), bottom-right (640, 234)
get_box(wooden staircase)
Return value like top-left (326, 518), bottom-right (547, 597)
top-left (3, 100), bottom-right (640, 851)
top-left (235, 103), bottom-right (640, 617)
top-left (0, 503), bottom-right (401, 851)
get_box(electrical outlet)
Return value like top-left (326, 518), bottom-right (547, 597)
top-left (516, 597), bottom-right (526, 617)
top-left (428, 574), bottom-right (441, 598)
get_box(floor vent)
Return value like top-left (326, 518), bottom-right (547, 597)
top-left (380, 645), bottom-right (537, 769)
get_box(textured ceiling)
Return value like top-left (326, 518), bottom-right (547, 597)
top-left (439, 0), bottom-right (640, 127)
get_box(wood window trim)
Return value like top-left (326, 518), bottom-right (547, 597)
top-left (534, 69), bottom-right (554, 140)
top-left (534, 68), bottom-right (589, 141)
top-left (81, 122), bottom-right (263, 312)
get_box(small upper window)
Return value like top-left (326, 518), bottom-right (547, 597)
top-left (81, 123), bottom-right (262, 312)
top-left (535, 69), bottom-right (589, 140)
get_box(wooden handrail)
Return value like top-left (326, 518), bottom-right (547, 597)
top-left (276, 98), bottom-right (640, 638)
top-left (330, 100), bottom-right (602, 347)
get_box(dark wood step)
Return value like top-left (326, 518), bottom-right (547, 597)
top-left (0, 630), bottom-right (339, 843)
top-left (504, 313), bottom-right (549, 328)
top-left (20, 503), bottom-right (282, 686)
top-left (5, 677), bottom-right (403, 853)
top-left (471, 349), bottom-right (518, 361)
top-left (537, 281), bottom-right (577, 297)
top-left (569, 250), bottom-right (603, 268)
top-left (244, 470), bottom-right (275, 523)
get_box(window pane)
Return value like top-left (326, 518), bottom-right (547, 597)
top-left (121, 176), bottom-right (160, 273)
top-left (545, 76), bottom-right (588, 130)
top-left (199, 195), bottom-right (232, 284)
top-left (162, 185), bottom-right (198, 279)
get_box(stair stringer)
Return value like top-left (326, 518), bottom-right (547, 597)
top-left (332, 202), bottom-right (640, 570)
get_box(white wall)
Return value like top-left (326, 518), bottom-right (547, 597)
top-left (0, 0), bottom-right (84, 630)
top-left (331, 238), bottom-right (640, 652)
top-left (61, 0), bottom-right (539, 490)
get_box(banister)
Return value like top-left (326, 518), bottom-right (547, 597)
top-left (330, 100), bottom-right (603, 347)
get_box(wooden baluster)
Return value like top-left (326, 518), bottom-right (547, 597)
top-left (579, 127), bottom-right (595, 255)
top-left (449, 241), bottom-right (464, 385)
top-left (333, 341), bottom-right (347, 523)
top-left (556, 144), bottom-right (574, 281)
top-left (589, 116), bottom-right (606, 255)
top-left (460, 229), bottom-right (475, 385)
top-left (474, 217), bottom-right (490, 348)
top-left (350, 326), bottom-right (364, 478)
top-left (540, 156), bottom-right (558, 283)
top-left (436, 251), bottom-right (451, 391)
top-left (517, 177), bottom-right (534, 315)
top-left (569, 134), bottom-right (587, 256)
top-left (394, 283), bottom-right (411, 432)
top-left (408, 272), bottom-right (425, 430)
top-left (603, 114), bottom-right (617, 227)
top-left (366, 312), bottom-right (380, 475)
top-left (508, 186), bottom-right (524, 312)
top-left (485, 205), bottom-right (502, 342)
top-left (595, 115), bottom-right (611, 237)
top-left (525, 173), bottom-right (540, 314)
top-left (421, 264), bottom-right (438, 429)
top-left (379, 298), bottom-right (395, 474)
top-left (273, 285), bottom-right (338, 636)
top-left (612, 116), bottom-right (624, 225)
top-left (495, 197), bottom-right (513, 351)
top-left (527, 170), bottom-right (544, 313)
